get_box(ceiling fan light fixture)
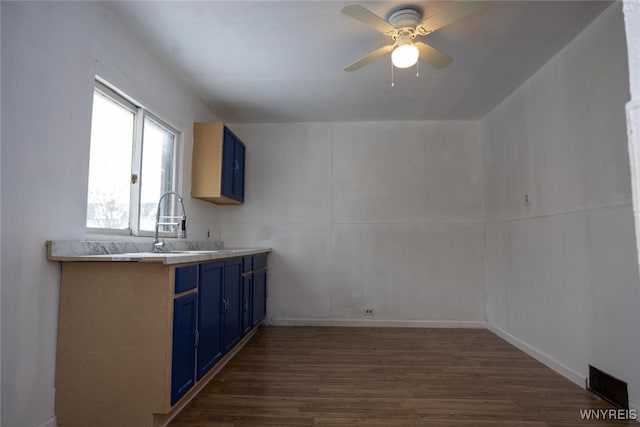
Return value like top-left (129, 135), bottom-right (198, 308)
top-left (391, 43), bottom-right (419, 69)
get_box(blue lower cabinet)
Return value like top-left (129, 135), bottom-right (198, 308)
top-left (171, 293), bottom-right (197, 405)
top-left (196, 262), bottom-right (224, 380)
top-left (223, 259), bottom-right (243, 352)
top-left (242, 274), bottom-right (253, 335)
top-left (171, 254), bottom-right (267, 406)
top-left (253, 268), bottom-right (267, 327)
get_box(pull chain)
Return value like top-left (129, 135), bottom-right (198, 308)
top-left (391, 59), bottom-right (395, 87)
top-left (391, 59), bottom-right (420, 85)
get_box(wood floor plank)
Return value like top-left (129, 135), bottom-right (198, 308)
top-left (168, 327), bottom-right (636, 426)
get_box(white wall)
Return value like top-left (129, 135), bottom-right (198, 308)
top-left (1, 3), bottom-right (220, 426)
top-left (624, 1), bottom-right (640, 101)
top-left (483, 2), bottom-right (640, 409)
top-left (221, 121), bottom-right (486, 324)
top-left (0, 1), bottom-right (3, 423)
top-left (624, 1), bottom-right (640, 299)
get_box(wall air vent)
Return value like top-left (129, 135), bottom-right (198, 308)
top-left (587, 365), bottom-right (629, 409)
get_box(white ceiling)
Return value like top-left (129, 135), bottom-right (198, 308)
top-left (107, 1), bottom-right (613, 123)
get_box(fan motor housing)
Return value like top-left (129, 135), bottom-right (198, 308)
top-left (387, 8), bottom-right (422, 30)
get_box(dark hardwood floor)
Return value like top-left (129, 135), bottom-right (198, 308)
top-left (169, 327), bottom-right (635, 426)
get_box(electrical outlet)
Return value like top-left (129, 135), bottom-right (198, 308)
top-left (364, 308), bottom-right (375, 317)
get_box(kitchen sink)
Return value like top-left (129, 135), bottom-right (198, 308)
top-left (164, 250), bottom-right (233, 254)
top-left (111, 250), bottom-right (235, 259)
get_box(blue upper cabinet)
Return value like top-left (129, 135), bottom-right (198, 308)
top-left (233, 140), bottom-right (245, 202)
top-left (221, 127), bottom-right (245, 203)
top-left (221, 128), bottom-right (235, 199)
top-left (192, 122), bottom-right (246, 205)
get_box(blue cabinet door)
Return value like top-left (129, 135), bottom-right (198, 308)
top-left (252, 268), bottom-right (267, 327)
top-left (242, 273), bottom-right (252, 335)
top-left (234, 141), bottom-right (245, 202)
top-left (223, 259), bottom-right (243, 352)
top-left (197, 261), bottom-right (224, 380)
top-left (221, 128), bottom-right (235, 199)
top-left (171, 293), bottom-right (197, 405)
top-left (221, 126), bottom-right (245, 203)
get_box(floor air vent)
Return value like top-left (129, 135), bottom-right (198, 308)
top-left (588, 365), bottom-right (629, 409)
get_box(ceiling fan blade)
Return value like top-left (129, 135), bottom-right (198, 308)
top-left (344, 44), bottom-right (395, 71)
top-left (417, 1), bottom-right (487, 34)
top-left (342, 5), bottom-right (397, 35)
top-left (415, 42), bottom-right (453, 69)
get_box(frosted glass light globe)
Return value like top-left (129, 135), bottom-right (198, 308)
top-left (391, 44), bottom-right (419, 69)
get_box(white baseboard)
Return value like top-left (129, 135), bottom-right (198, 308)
top-left (269, 317), bottom-right (487, 328)
top-left (487, 323), bottom-right (585, 388)
top-left (36, 416), bottom-right (57, 427)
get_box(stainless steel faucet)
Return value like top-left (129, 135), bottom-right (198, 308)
top-left (153, 191), bottom-right (187, 252)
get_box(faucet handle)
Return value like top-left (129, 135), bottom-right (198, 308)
top-left (178, 217), bottom-right (187, 239)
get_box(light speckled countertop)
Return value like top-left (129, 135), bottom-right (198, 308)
top-left (46, 240), bottom-right (271, 265)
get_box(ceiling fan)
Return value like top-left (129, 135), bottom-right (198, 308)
top-left (342, 2), bottom-right (486, 72)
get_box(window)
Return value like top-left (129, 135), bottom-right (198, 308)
top-left (86, 81), bottom-right (180, 235)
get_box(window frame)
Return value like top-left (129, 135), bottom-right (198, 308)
top-left (86, 80), bottom-right (182, 237)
